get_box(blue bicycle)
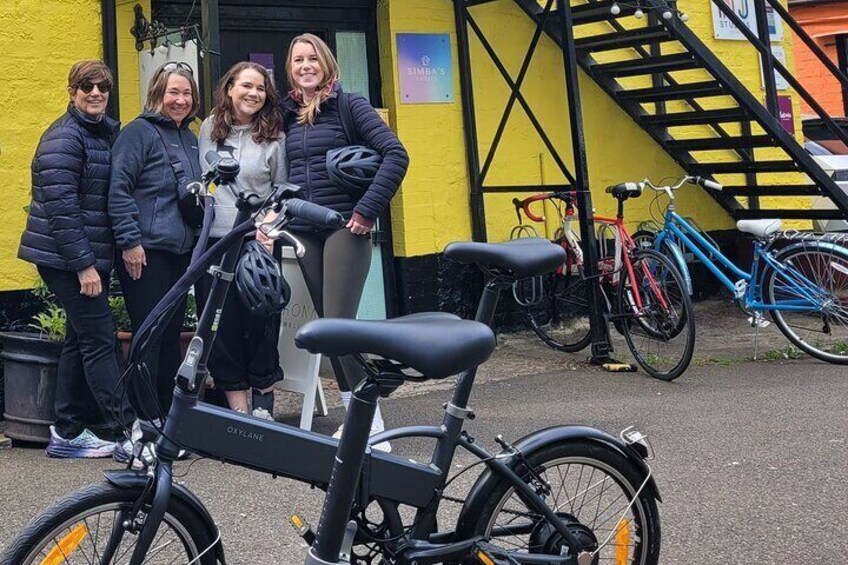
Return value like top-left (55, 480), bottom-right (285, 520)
top-left (634, 175), bottom-right (848, 364)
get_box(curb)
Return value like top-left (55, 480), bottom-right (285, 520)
top-left (0, 432), bottom-right (11, 449)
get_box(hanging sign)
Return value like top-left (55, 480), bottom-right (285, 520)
top-left (711, 0), bottom-right (783, 41)
top-left (777, 95), bottom-right (795, 135)
top-left (397, 33), bottom-right (455, 104)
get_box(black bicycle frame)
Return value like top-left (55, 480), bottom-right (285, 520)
top-left (127, 196), bottom-right (585, 564)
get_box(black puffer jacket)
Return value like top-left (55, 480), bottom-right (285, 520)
top-left (282, 88), bottom-right (409, 232)
top-left (18, 105), bottom-right (119, 273)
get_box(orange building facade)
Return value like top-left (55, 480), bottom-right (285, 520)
top-left (789, 0), bottom-right (848, 118)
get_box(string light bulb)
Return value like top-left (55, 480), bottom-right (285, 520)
top-left (680, 12), bottom-right (690, 22)
top-left (634, 8), bottom-right (645, 18)
top-left (662, 10), bottom-right (673, 19)
top-left (610, 2), bottom-right (621, 15)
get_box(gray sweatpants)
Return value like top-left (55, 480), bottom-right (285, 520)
top-left (296, 227), bottom-right (372, 392)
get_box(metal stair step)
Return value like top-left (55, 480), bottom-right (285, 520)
top-left (689, 160), bottom-right (800, 174)
top-left (721, 185), bottom-right (822, 196)
top-left (571, 1), bottom-right (638, 25)
top-left (641, 108), bottom-right (750, 127)
top-left (616, 81), bottom-right (727, 103)
top-left (575, 26), bottom-right (673, 52)
top-left (591, 53), bottom-right (699, 77)
top-left (734, 209), bottom-right (847, 220)
top-left (667, 135), bottom-right (775, 151)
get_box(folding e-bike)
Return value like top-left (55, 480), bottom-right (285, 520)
top-left (2, 157), bottom-right (661, 565)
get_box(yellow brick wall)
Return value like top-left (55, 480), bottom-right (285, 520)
top-left (117, 0), bottom-right (151, 124)
top-left (0, 0), bottom-right (103, 291)
top-left (380, 0), bottom-right (742, 257)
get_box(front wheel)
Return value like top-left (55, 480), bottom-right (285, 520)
top-left (465, 441), bottom-right (661, 565)
top-left (618, 249), bottom-right (695, 381)
top-left (764, 243), bottom-right (848, 364)
top-left (1, 482), bottom-right (217, 565)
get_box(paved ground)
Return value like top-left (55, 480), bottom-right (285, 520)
top-left (1, 301), bottom-right (847, 564)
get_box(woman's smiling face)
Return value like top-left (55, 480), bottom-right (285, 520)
top-left (290, 41), bottom-right (325, 95)
top-left (228, 68), bottom-right (267, 124)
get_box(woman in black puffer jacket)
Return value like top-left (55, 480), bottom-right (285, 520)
top-left (282, 34), bottom-right (409, 451)
top-left (18, 61), bottom-right (135, 459)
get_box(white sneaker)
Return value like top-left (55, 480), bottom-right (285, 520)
top-left (331, 423), bottom-right (392, 453)
top-left (252, 407), bottom-right (275, 421)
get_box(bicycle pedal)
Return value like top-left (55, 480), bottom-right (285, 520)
top-left (290, 513), bottom-right (316, 545)
top-left (602, 362), bottom-right (638, 373)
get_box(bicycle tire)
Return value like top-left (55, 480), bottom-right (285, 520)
top-left (1, 482), bottom-right (216, 565)
top-left (618, 249), bottom-right (695, 381)
top-left (763, 242), bottom-right (848, 364)
top-left (523, 237), bottom-right (592, 352)
top-left (460, 441), bottom-right (661, 565)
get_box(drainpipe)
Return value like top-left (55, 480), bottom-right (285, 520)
top-left (101, 0), bottom-right (120, 121)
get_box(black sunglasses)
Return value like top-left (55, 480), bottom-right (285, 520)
top-left (159, 61), bottom-right (194, 74)
top-left (75, 81), bottom-right (112, 94)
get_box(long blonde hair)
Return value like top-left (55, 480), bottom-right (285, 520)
top-left (286, 34), bottom-right (340, 125)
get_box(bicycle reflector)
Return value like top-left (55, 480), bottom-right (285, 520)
top-left (42, 523), bottom-right (88, 565)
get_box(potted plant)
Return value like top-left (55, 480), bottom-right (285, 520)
top-left (0, 278), bottom-right (65, 443)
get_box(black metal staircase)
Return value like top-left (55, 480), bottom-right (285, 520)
top-left (513, 0), bottom-right (848, 221)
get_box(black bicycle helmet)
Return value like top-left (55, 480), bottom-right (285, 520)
top-left (235, 241), bottom-right (291, 317)
top-left (326, 145), bottom-right (382, 195)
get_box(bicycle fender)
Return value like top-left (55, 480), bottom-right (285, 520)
top-left (654, 232), bottom-right (692, 296)
top-left (455, 426), bottom-right (661, 535)
top-left (663, 240), bottom-right (693, 296)
top-left (104, 470), bottom-right (226, 563)
top-left (778, 239), bottom-right (848, 258)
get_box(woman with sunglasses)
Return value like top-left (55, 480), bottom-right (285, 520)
top-left (196, 62), bottom-right (287, 419)
top-left (282, 34), bottom-right (409, 451)
top-left (109, 62), bottom-right (201, 422)
top-left (18, 60), bottom-right (136, 459)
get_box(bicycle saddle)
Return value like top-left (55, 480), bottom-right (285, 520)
top-left (736, 219), bottom-right (782, 238)
top-left (295, 313), bottom-right (496, 379)
top-left (444, 238), bottom-right (566, 278)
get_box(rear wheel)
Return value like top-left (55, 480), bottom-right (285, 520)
top-left (2, 482), bottom-right (216, 564)
top-left (464, 441), bottom-right (661, 565)
top-left (618, 249), bottom-right (695, 381)
top-left (764, 243), bottom-right (848, 364)
top-left (524, 240), bottom-right (592, 352)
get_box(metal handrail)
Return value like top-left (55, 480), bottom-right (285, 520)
top-left (710, 0), bottom-right (848, 149)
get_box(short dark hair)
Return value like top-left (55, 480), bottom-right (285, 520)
top-left (68, 60), bottom-right (113, 91)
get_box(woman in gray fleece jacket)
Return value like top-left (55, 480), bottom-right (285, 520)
top-left (197, 62), bottom-right (287, 419)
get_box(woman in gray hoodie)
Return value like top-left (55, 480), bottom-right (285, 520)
top-left (197, 62), bottom-right (287, 418)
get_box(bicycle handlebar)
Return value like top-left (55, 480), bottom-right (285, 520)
top-left (630, 175), bottom-right (724, 199)
top-left (514, 191), bottom-right (576, 223)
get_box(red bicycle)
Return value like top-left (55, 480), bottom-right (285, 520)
top-left (512, 184), bottom-right (695, 381)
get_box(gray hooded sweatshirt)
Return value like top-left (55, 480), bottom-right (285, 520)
top-left (198, 117), bottom-right (287, 238)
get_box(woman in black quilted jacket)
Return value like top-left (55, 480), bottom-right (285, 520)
top-left (18, 61), bottom-right (135, 459)
top-left (282, 34), bottom-right (409, 451)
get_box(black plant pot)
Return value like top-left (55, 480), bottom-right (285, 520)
top-left (0, 332), bottom-right (62, 443)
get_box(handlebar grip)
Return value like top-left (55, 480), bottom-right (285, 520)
top-left (693, 176), bottom-right (723, 191)
top-left (519, 194), bottom-right (551, 223)
top-left (286, 199), bottom-right (346, 229)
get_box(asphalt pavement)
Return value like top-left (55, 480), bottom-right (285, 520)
top-left (1, 304), bottom-right (847, 564)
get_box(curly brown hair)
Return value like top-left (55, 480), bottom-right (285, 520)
top-left (210, 62), bottom-right (282, 144)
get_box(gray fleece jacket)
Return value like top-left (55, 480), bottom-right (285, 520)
top-left (198, 117), bottom-right (287, 238)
